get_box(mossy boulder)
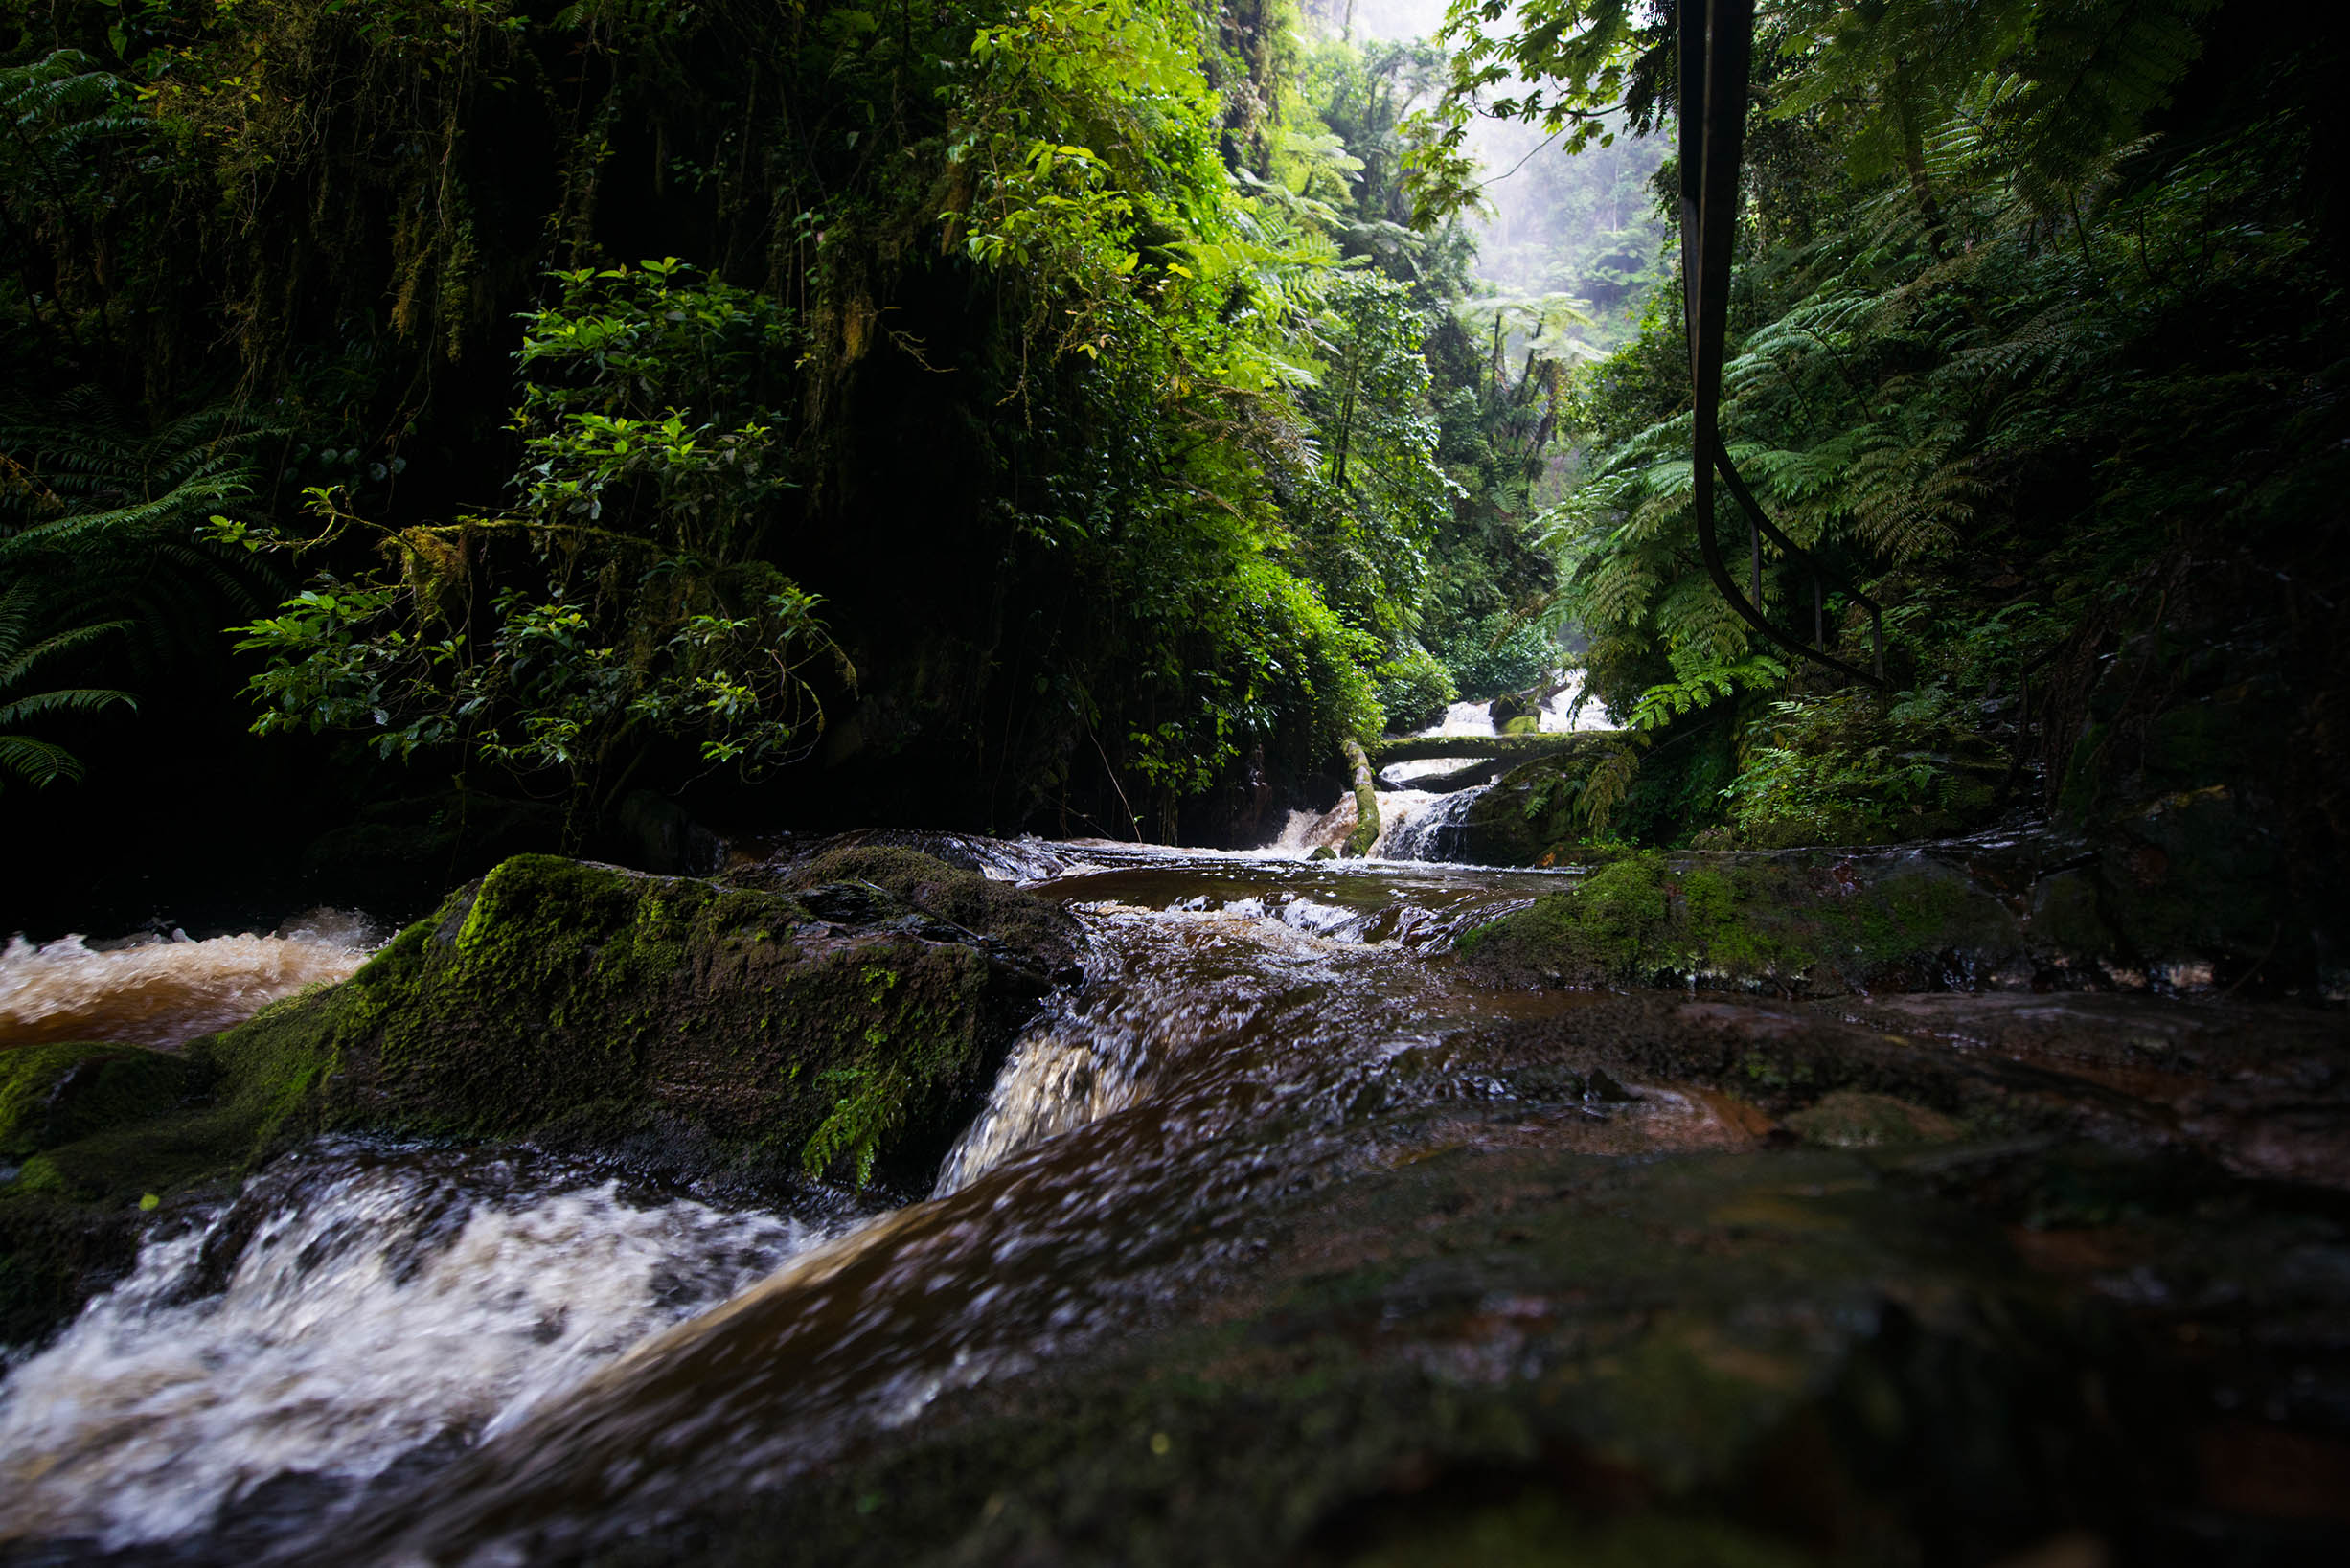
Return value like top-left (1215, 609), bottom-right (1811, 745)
top-left (0, 1041), bottom-right (203, 1168)
top-left (295, 851), bottom-right (1076, 1188)
top-left (1456, 849), bottom-right (2022, 996)
top-left (0, 850), bottom-right (1078, 1348)
top-left (0, 1042), bottom-right (212, 1345)
top-left (1460, 755), bottom-right (1591, 866)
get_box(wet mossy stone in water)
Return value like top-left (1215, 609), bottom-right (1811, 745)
top-left (0, 1042), bottom-right (202, 1165)
top-left (274, 852), bottom-right (1078, 1191)
top-left (2, 852), bottom-right (1075, 1346)
top-left (0, 1042), bottom-right (212, 1347)
top-left (1456, 849), bottom-right (2022, 995)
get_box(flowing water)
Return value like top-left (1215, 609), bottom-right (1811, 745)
top-left (7, 822), bottom-right (2283, 1564)
top-left (0, 912), bottom-right (384, 1050)
top-left (0, 836), bottom-right (1707, 1562)
top-left (0, 1148), bottom-right (841, 1552)
top-left (1275, 674), bottom-right (1612, 860)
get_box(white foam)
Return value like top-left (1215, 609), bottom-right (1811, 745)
top-left (0, 913), bottom-right (383, 1049)
top-left (0, 1149), bottom-right (826, 1547)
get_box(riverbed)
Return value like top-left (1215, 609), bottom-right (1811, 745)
top-left (2, 832), bottom-right (2345, 1565)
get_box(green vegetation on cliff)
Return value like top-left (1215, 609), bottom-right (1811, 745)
top-left (0, 0), bottom-right (1581, 886)
top-left (1417, 2), bottom-right (2344, 883)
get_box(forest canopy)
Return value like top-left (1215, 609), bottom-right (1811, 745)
top-left (1, 0), bottom-right (1588, 863)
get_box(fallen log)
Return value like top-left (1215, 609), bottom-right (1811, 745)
top-left (1362, 730), bottom-right (1619, 767)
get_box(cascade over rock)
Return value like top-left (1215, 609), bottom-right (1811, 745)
top-left (0, 849), bottom-right (1078, 1347)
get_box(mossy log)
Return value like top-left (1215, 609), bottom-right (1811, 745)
top-left (1339, 739), bottom-right (1380, 858)
top-left (1361, 730), bottom-right (1619, 766)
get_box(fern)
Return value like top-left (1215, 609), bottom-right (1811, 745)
top-left (1626, 655), bottom-right (1788, 733)
top-left (0, 583), bottom-right (134, 789)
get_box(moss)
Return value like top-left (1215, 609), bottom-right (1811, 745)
top-left (1459, 851), bottom-right (2023, 995)
top-left (0, 1042), bottom-right (201, 1162)
top-left (255, 852), bottom-right (1056, 1189)
top-left (0, 851), bottom-right (1073, 1347)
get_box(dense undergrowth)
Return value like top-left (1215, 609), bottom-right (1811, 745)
top-left (1440, 0), bottom-right (2349, 866)
top-left (0, 0), bottom-right (1584, 905)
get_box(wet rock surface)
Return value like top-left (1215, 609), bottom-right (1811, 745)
top-left (308, 953), bottom-right (2348, 1568)
top-left (0, 848), bottom-right (1079, 1349)
top-left (306, 989), bottom-right (2349, 1568)
top-left (1451, 829), bottom-right (2338, 1002)
top-left (3, 841), bottom-right (2343, 1566)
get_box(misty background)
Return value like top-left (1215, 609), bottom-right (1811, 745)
top-left (1310, 0), bottom-right (1672, 357)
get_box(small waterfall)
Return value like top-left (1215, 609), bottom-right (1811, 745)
top-left (0, 1144), bottom-right (833, 1550)
top-left (1266, 788), bottom-right (1460, 859)
top-left (1380, 785), bottom-right (1488, 863)
top-left (932, 920), bottom-right (1158, 1196)
top-left (931, 1020), bottom-right (1146, 1197)
top-left (0, 912), bottom-right (384, 1050)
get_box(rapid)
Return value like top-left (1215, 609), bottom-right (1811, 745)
top-left (3, 688), bottom-right (2342, 1564)
top-left (0, 829), bottom-right (1743, 1564)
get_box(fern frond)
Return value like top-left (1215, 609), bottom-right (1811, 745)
top-left (0, 686), bottom-right (137, 725)
top-left (0, 617), bottom-right (129, 686)
top-left (0, 735), bottom-right (86, 787)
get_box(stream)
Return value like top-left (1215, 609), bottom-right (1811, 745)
top-left (0, 835), bottom-right (1723, 1562)
top-left (2, 798), bottom-right (2346, 1561)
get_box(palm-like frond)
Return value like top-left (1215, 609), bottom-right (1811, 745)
top-left (0, 736), bottom-right (88, 787)
top-left (0, 686), bottom-right (137, 726)
top-left (0, 582), bottom-right (134, 789)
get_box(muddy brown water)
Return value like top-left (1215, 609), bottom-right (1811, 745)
top-left (2, 837), bottom-right (2345, 1565)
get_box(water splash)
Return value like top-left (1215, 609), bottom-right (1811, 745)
top-left (1266, 786), bottom-right (1459, 860)
top-left (1381, 787), bottom-right (1487, 862)
top-left (0, 911), bottom-right (385, 1049)
top-left (0, 1144), bottom-right (832, 1551)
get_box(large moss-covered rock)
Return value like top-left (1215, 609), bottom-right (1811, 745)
top-left (288, 850), bottom-right (1074, 1188)
top-left (0, 849), bottom-right (1078, 1347)
top-left (1456, 848), bottom-right (2023, 996)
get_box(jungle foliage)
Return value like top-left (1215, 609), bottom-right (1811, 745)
top-left (0, 0), bottom-right (1590, 866)
top-left (1428, 0), bottom-right (2350, 850)
top-left (7, 0), bottom-right (2336, 882)
top-left (0, 0), bottom-right (1539, 864)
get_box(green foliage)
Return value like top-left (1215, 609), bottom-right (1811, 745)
top-left (1373, 642), bottom-right (1455, 734)
top-left (229, 262), bottom-right (845, 812)
top-left (1457, 0), bottom-right (2343, 849)
top-left (0, 581), bottom-right (133, 788)
top-left (0, 390), bottom-right (277, 786)
top-left (1626, 655), bottom-right (1786, 733)
top-left (1404, 0), bottom-right (1673, 227)
top-left (1292, 271), bottom-right (1450, 647)
top-left (1721, 686), bottom-right (2004, 849)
